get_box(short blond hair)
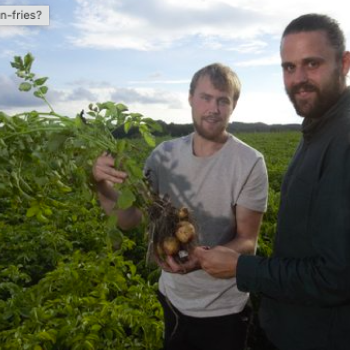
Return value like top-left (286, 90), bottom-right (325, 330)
top-left (189, 63), bottom-right (241, 102)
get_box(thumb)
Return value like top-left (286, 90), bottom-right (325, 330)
top-left (193, 246), bottom-right (209, 260)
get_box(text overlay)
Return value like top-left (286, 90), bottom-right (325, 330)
top-left (0, 6), bottom-right (49, 26)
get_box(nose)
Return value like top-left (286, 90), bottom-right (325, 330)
top-left (293, 66), bottom-right (308, 84)
top-left (208, 99), bottom-right (220, 114)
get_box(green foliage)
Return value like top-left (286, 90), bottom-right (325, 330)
top-left (11, 53), bottom-right (52, 111)
top-left (0, 250), bottom-right (163, 350)
top-left (1, 53), bottom-right (163, 349)
top-left (237, 131), bottom-right (300, 257)
top-left (1, 53), bottom-right (301, 349)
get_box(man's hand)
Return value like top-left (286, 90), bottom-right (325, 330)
top-left (91, 152), bottom-right (142, 229)
top-left (92, 152), bottom-right (128, 184)
top-left (156, 251), bottom-right (201, 275)
top-left (194, 246), bottom-right (240, 279)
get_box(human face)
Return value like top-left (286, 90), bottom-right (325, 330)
top-left (189, 75), bottom-right (236, 142)
top-left (281, 31), bottom-right (347, 119)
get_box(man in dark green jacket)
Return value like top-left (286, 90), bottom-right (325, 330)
top-left (195, 13), bottom-right (350, 350)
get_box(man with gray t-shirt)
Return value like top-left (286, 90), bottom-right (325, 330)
top-left (92, 63), bottom-right (268, 350)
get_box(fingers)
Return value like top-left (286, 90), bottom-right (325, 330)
top-left (194, 246), bottom-right (239, 279)
top-left (165, 255), bottom-right (184, 273)
top-left (193, 246), bottom-right (210, 263)
top-left (160, 254), bottom-right (200, 274)
top-left (92, 153), bottom-right (128, 184)
top-left (157, 256), bottom-right (185, 274)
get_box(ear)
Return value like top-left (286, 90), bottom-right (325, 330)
top-left (341, 51), bottom-right (350, 76)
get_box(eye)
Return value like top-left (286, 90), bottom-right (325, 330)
top-left (201, 94), bottom-right (211, 102)
top-left (218, 98), bottom-right (231, 106)
top-left (282, 63), bottom-right (295, 73)
top-left (307, 60), bottom-right (320, 69)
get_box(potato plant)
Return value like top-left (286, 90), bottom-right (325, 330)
top-left (0, 53), bottom-right (301, 350)
top-left (0, 53), bottom-right (164, 349)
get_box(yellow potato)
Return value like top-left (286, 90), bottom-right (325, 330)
top-left (163, 236), bottom-right (180, 255)
top-left (155, 243), bottom-right (165, 258)
top-left (178, 207), bottom-right (190, 220)
top-left (175, 221), bottom-right (196, 243)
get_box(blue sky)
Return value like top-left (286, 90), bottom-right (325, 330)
top-left (1, 0), bottom-right (349, 125)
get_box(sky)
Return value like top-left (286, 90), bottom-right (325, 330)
top-left (1, 0), bottom-right (350, 126)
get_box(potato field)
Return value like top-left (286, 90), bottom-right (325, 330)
top-left (0, 54), bottom-right (301, 349)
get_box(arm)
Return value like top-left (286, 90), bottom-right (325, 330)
top-left (172, 154), bottom-right (268, 275)
top-left (194, 206), bottom-right (263, 278)
top-left (237, 138), bottom-right (350, 306)
top-left (225, 205), bottom-right (263, 254)
top-left (92, 153), bottom-right (142, 230)
top-left (194, 153), bottom-right (268, 278)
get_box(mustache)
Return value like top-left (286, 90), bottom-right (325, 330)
top-left (290, 82), bottom-right (318, 96)
top-left (203, 115), bottom-right (221, 121)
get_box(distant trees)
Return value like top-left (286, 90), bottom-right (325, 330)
top-left (113, 120), bottom-right (300, 139)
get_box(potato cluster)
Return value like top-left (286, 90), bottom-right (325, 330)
top-left (162, 221), bottom-right (196, 255)
top-left (147, 203), bottom-right (198, 264)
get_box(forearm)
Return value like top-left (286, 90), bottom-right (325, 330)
top-left (95, 180), bottom-right (142, 230)
top-left (224, 236), bottom-right (257, 255)
top-left (95, 180), bottom-right (118, 215)
top-left (224, 207), bottom-right (263, 255)
top-left (237, 254), bottom-right (350, 306)
top-left (194, 207), bottom-right (263, 278)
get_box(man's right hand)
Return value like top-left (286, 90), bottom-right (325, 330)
top-left (92, 152), bottom-right (128, 184)
top-left (92, 152), bottom-right (142, 229)
top-left (194, 245), bottom-right (239, 279)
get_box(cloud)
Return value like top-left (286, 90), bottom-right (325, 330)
top-left (0, 74), bottom-right (80, 110)
top-left (0, 49), bottom-right (17, 59)
top-left (70, 0), bottom-right (275, 50)
top-left (64, 87), bottom-right (96, 102)
top-left (0, 75), bottom-right (44, 108)
top-left (0, 73), bottom-right (184, 117)
top-left (0, 26), bottom-right (31, 38)
top-left (234, 54), bottom-right (280, 67)
top-left (110, 87), bottom-right (183, 108)
top-left (234, 90), bottom-right (300, 125)
top-left (227, 40), bottom-right (268, 54)
top-left (129, 79), bottom-right (189, 85)
top-left (69, 0), bottom-right (350, 53)
top-left (64, 79), bottom-right (184, 107)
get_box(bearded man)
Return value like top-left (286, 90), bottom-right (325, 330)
top-left (92, 63), bottom-right (268, 350)
top-left (196, 13), bottom-right (350, 350)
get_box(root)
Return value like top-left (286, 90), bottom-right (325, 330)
top-left (143, 171), bottom-right (198, 265)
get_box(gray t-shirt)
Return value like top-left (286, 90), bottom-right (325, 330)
top-left (145, 133), bottom-right (268, 317)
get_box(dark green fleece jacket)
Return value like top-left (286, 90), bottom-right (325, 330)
top-left (237, 87), bottom-right (350, 350)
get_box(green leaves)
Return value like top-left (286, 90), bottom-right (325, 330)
top-left (117, 187), bottom-right (136, 210)
top-left (34, 77), bottom-right (48, 86)
top-left (34, 86), bottom-right (49, 98)
top-left (1, 53), bottom-right (164, 348)
top-left (24, 52), bottom-right (34, 72)
top-left (11, 53), bottom-right (52, 111)
top-left (11, 53), bottom-right (34, 73)
top-left (5, 53), bottom-right (163, 221)
top-left (19, 82), bottom-right (32, 92)
top-left (0, 249), bottom-right (163, 349)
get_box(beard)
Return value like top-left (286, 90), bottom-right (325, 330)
top-left (192, 115), bottom-right (228, 142)
top-left (286, 68), bottom-right (344, 119)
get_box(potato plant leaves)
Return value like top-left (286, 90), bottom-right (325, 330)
top-left (0, 53), bottom-right (164, 349)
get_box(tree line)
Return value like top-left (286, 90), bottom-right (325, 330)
top-left (112, 120), bottom-right (301, 138)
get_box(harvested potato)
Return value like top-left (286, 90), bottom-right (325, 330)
top-left (175, 221), bottom-right (196, 243)
top-left (178, 207), bottom-right (190, 220)
top-left (162, 236), bottom-right (181, 255)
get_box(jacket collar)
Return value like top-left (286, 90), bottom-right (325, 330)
top-left (302, 87), bottom-right (350, 142)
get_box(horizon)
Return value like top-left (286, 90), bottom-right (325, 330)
top-left (1, 1), bottom-right (349, 126)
